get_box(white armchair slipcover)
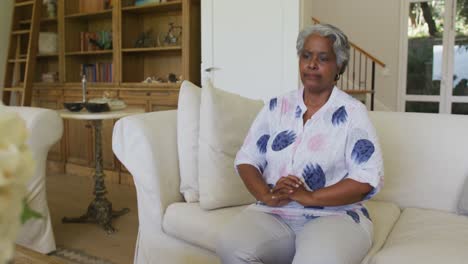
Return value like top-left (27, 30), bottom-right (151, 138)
top-left (3, 106), bottom-right (63, 254)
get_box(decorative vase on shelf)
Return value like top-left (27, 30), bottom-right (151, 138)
top-left (0, 104), bottom-right (35, 264)
top-left (43, 0), bottom-right (57, 18)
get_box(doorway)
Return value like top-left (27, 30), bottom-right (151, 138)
top-left (399, 0), bottom-right (468, 114)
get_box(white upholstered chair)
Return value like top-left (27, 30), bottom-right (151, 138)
top-left (3, 106), bottom-right (63, 254)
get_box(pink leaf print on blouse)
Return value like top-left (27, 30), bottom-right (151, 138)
top-left (281, 97), bottom-right (290, 115)
top-left (279, 164), bottom-right (288, 177)
top-left (308, 134), bottom-right (326, 152)
top-left (292, 135), bottom-right (303, 153)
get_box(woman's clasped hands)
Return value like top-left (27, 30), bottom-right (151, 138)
top-left (262, 175), bottom-right (311, 207)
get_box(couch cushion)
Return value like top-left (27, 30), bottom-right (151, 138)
top-left (177, 81), bottom-right (202, 202)
top-left (369, 111), bottom-right (468, 212)
top-left (198, 83), bottom-right (263, 209)
top-left (162, 200), bottom-right (400, 258)
top-left (371, 208), bottom-right (468, 264)
top-left (361, 201), bottom-right (401, 264)
top-left (162, 202), bottom-right (247, 251)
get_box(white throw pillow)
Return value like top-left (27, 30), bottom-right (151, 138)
top-left (198, 83), bottom-right (263, 210)
top-left (177, 81), bottom-right (201, 202)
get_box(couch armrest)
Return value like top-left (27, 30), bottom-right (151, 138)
top-left (4, 106), bottom-right (63, 154)
top-left (112, 110), bottom-right (183, 232)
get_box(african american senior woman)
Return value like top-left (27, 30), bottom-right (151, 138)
top-left (216, 24), bottom-right (384, 264)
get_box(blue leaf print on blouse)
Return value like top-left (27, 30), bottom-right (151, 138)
top-left (361, 207), bottom-right (371, 221)
top-left (303, 214), bottom-right (320, 220)
top-left (295, 106), bottom-right (302, 118)
top-left (269, 98), bottom-right (278, 111)
top-left (340, 172), bottom-right (349, 181)
top-left (302, 164), bottom-right (326, 191)
top-left (304, 205), bottom-right (324, 210)
top-left (332, 106), bottom-right (348, 126)
top-left (346, 210), bottom-right (360, 224)
top-left (258, 161), bottom-right (268, 174)
top-left (271, 130), bottom-right (297, 151)
top-left (267, 183), bottom-right (274, 189)
top-left (351, 139), bottom-right (375, 164)
top-left (256, 134), bottom-right (270, 154)
top-left (363, 187), bottom-right (376, 200)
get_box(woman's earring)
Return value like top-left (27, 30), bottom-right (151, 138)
top-left (335, 74), bottom-right (340, 81)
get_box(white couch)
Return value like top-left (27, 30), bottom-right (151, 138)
top-left (113, 92), bottom-right (468, 264)
top-left (3, 106), bottom-right (63, 254)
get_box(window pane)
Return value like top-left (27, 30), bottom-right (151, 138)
top-left (452, 103), bottom-right (468, 115)
top-left (452, 1), bottom-right (468, 96)
top-left (406, 1), bottom-right (445, 95)
top-left (405, 101), bottom-right (439, 113)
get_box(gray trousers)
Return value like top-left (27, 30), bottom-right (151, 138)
top-left (216, 209), bottom-right (372, 264)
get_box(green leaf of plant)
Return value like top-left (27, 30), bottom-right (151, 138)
top-left (21, 199), bottom-right (42, 224)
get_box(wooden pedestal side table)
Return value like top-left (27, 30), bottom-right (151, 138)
top-left (57, 108), bottom-right (144, 234)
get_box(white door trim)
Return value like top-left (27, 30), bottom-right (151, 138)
top-left (201, 0), bottom-right (214, 87)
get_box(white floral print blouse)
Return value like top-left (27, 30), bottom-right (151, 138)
top-left (235, 86), bottom-right (384, 233)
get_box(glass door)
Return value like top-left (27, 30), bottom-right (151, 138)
top-left (447, 0), bottom-right (468, 114)
top-left (400, 0), bottom-right (468, 114)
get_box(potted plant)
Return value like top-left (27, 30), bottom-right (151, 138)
top-left (0, 105), bottom-right (35, 263)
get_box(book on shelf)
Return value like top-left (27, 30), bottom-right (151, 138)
top-left (80, 63), bottom-right (113, 82)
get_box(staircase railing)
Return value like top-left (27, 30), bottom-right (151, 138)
top-left (312, 17), bottom-right (385, 110)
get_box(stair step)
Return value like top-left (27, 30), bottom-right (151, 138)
top-left (8, 58), bottom-right (27, 63)
top-left (341, 89), bottom-right (374, 95)
top-left (15, 1), bottom-right (34, 8)
top-left (12, 29), bottom-right (30, 35)
top-left (3, 87), bottom-right (24, 92)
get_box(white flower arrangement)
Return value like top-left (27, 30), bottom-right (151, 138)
top-left (0, 106), bottom-right (35, 263)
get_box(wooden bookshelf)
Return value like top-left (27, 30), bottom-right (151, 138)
top-left (121, 1), bottom-right (182, 13)
top-left (121, 46), bottom-right (182, 53)
top-left (64, 9), bottom-right (112, 20)
top-left (65, 50), bottom-right (113, 56)
top-left (17, 0), bottom-right (201, 184)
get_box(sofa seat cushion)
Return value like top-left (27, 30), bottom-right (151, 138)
top-left (163, 203), bottom-right (248, 252)
top-left (162, 200), bottom-right (400, 257)
top-left (371, 208), bottom-right (468, 264)
top-left (361, 200), bottom-right (401, 264)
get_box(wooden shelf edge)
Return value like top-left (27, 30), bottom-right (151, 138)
top-left (64, 82), bottom-right (118, 87)
top-left (33, 82), bottom-right (62, 87)
top-left (120, 82), bottom-right (181, 89)
top-left (121, 46), bottom-right (182, 53)
top-left (65, 9), bottom-right (112, 19)
top-left (65, 50), bottom-right (113, 56)
top-left (37, 53), bottom-right (59, 58)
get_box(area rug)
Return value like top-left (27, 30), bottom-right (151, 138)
top-left (49, 247), bottom-right (115, 264)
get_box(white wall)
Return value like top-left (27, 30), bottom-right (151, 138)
top-left (0, 1), bottom-right (13, 97)
top-left (201, 0), bottom-right (300, 100)
top-left (303, 0), bottom-right (401, 111)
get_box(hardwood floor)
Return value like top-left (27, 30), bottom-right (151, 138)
top-left (46, 173), bottom-right (138, 264)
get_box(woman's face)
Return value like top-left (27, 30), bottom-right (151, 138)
top-left (299, 34), bottom-right (339, 93)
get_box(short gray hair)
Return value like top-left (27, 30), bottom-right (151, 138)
top-left (296, 24), bottom-right (350, 74)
